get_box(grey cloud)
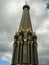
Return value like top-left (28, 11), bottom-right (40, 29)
top-left (39, 58), bottom-right (49, 65)
top-left (0, 0), bottom-right (49, 65)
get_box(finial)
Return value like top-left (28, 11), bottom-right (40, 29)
top-left (25, 1), bottom-right (27, 5)
top-left (23, 1), bottom-right (30, 9)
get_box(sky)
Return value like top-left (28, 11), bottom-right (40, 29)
top-left (0, 0), bottom-right (49, 65)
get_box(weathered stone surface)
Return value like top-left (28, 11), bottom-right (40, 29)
top-left (11, 4), bottom-right (38, 65)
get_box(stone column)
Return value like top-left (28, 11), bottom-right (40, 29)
top-left (19, 41), bottom-right (23, 63)
top-left (28, 42), bottom-right (30, 63)
top-left (11, 43), bottom-right (16, 65)
top-left (16, 41), bottom-right (20, 63)
top-left (31, 42), bottom-right (33, 64)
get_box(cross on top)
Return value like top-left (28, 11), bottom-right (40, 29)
top-left (25, 1), bottom-right (27, 5)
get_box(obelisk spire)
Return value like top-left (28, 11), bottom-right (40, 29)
top-left (19, 4), bottom-right (32, 32)
top-left (11, 4), bottom-right (38, 65)
top-left (18, 4), bottom-right (33, 39)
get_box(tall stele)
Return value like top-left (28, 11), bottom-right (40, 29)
top-left (11, 4), bottom-right (38, 65)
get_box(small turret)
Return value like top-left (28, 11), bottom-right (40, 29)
top-left (33, 32), bottom-right (37, 41)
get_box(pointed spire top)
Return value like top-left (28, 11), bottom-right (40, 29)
top-left (19, 4), bottom-right (32, 32)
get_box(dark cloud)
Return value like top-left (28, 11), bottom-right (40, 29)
top-left (46, 3), bottom-right (49, 9)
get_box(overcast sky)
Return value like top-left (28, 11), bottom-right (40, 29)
top-left (0, 0), bottom-right (49, 65)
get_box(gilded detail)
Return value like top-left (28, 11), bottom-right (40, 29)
top-left (13, 43), bottom-right (16, 48)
